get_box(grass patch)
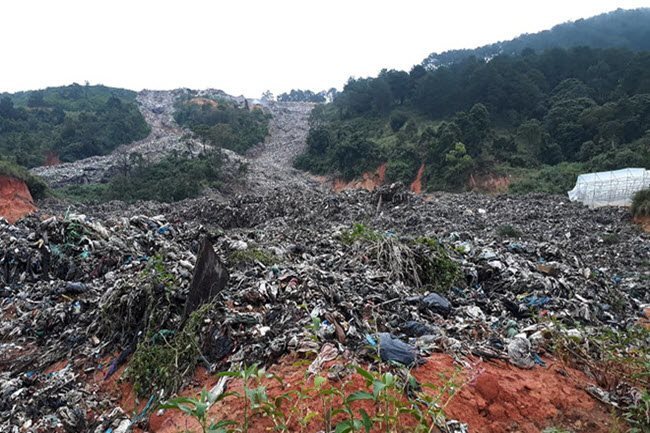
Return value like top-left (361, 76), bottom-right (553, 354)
top-left (229, 248), bottom-right (277, 266)
top-left (340, 223), bottom-right (383, 245)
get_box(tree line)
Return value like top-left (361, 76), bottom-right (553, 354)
top-left (296, 46), bottom-right (650, 193)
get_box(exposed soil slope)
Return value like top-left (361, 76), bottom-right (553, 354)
top-left (0, 176), bottom-right (36, 223)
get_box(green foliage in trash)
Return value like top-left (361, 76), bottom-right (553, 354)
top-left (496, 224), bottom-right (522, 238)
top-left (340, 223), bottom-right (383, 245)
top-left (341, 224), bottom-right (460, 293)
top-left (625, 389), bottom-right (650, 433)
top-left (548, 320), bottom-right (649, 431)
top-left (127, 303), bottom-right (211, 398)
top-left (0, 159), bottom-right (48, 199)
top-left (631, 188), bottom-right (650, 217)
top-left (229, 248), bottom-right (277, 266)
top-left (413, 237), bottom-right (462, 293)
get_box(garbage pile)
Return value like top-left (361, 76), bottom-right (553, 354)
top-left (1, 186), bottom-right (649, 432)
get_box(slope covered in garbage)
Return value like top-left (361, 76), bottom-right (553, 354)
top-left (1, 186), bottom-right (648, 432)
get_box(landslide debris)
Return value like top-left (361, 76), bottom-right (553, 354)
top-left (1, 186), bottom-right (648, 432)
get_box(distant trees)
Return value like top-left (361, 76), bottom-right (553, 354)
top-left (0, 85), bottom-right (150, 167)
top-left (278, 89), bottom-right (326, 103)
top-left (295, 45), bottom-right (650, 192)
top-left (174, 97), bottom-right (270, 155)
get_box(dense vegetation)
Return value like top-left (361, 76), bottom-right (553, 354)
top-left (0, 84), bottom-right (150, 167)
top-left (61, 150), bottom-right (228, 203)
top-left (631, 188), bottom-right (650, 217)
top-left (423, 8), bottom-right (650, 68)
top-left (278, 89), bottom-right (337, 103)
top-left (296, 46), bottom-right (650, 192)
top-left (174, 96), bottom-right (269, 154)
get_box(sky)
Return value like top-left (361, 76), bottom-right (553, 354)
top-left (2, 0), bottom-right (649, 98)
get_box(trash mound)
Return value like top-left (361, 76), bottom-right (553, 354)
top-left (1, 189), bottom-right (648, 432)
top-left (138, 354), bottom-right (623, 433)
top-left (0, 175), bottom-right (37, 224)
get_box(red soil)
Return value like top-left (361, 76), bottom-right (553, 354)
top-left (138, 354), bottom-right (620, 433)
top-left (410, 163), bottom-right (425, 194)
top-left (634, 215), bottom-right (650, 233)
top-left (0, 175), bottom-right (37, 224)
top-left (333, 163), bottom-right (387, 192)
top-left (468, 173), bottom-right (511, 193)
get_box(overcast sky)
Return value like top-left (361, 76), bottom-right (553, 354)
top-left (2, 0), bottom-right (649, 97)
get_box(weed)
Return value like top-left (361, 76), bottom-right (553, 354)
top-left (496, 224), bottom-right (522, 238)
top-left (413, 237), bottom-right (461, 293)
top-left (160, 388), bottom-right (238, 433)
top-left (340, 223), bottom-right (383, 245)
top-left (624, 389), bottom-right (650, 433)
top-left (126, 303), bottom-right (211, 398)
top-left (229, 248), bottom-right (276, 266)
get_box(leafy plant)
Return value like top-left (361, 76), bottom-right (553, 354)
top-left (340, 223), bottom-right (383, 245)
top-left (160, 389), bottom-right (238, 433)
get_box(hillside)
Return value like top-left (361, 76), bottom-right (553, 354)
top-left (0, 84), bottom-right (150, 167)
top-left (296, 45), bottom-right (650, 193)
top-left (422, 8), bottom-right (650, 68)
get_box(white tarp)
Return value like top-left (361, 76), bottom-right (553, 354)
top-left (568, 168), bottom-right (650, 207)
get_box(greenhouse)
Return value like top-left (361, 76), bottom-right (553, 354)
top-left (568, 168), bottom-right (650, 208)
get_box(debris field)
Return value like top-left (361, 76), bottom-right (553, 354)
top-left (1, 185), bottom-right (649, 432)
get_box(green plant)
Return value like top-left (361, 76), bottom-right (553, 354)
top-left (624, 389), bottom-right (650, 433)
top-left (126, 302), bottom-right (211, 397)
top-left (496, 224), bottom-right (522, 238)
top-left (413, 237), bottom-right (461, 293)
top-left (229, 248), bottom-right (276, 266)
top-left (160, 389), bottom-right (238, 433)
top-left (631, 188), bottom-right (650, 217)
top-left (216, 363), bottom-right (285, 433)
top-left (340, 223), bottom-right (383, 245)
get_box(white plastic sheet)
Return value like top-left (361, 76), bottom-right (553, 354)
top-left (568, 168), bottom-right (650, 207)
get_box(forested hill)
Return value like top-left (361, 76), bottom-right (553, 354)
top-left (0, 84), bottom-right (150, 167)
top-left (296, 45), bottom-right (650, 193)
top-left (422, 8), bottom-right (650, 68)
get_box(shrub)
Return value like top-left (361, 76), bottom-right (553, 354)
top-left (631, 188), bottom-right (650, 217)
top-left (389, 111), bottom-right (409, 132)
